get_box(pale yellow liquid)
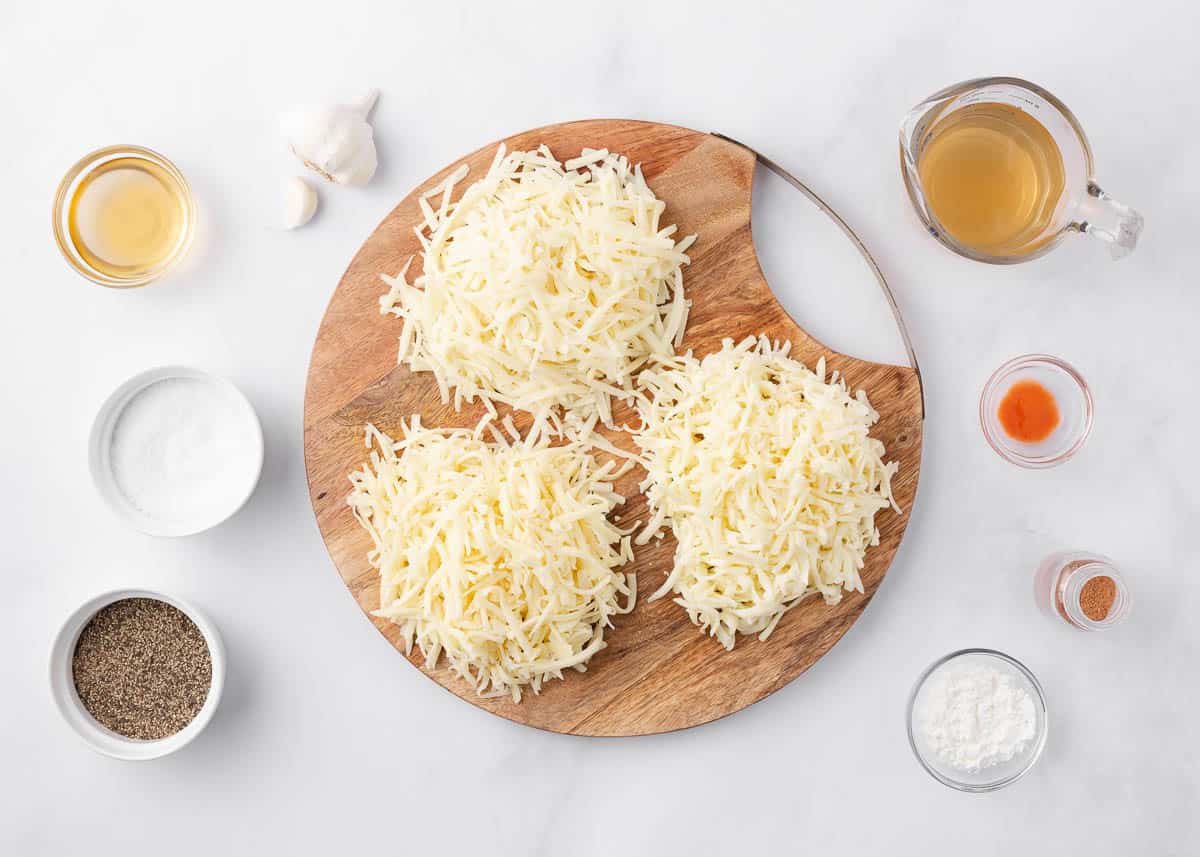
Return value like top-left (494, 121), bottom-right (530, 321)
top-left (67, 157), bottom-right (187, 278)
top-left (917, 103), bottom-right (1066, 257)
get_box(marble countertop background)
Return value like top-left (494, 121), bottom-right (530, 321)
top-left (4, 1), bottom-right (1197, 853)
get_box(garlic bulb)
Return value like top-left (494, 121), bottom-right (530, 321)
top-left (282, 90), bottom-right (379, 186)
top-left (283, 176), bottom-right (318, 229)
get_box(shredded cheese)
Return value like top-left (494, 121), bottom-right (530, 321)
top-left (347, 417), bottom-right (636, 701)
top-left (380, 145), bottom-right (696, 437)
top-left (634, 336), bottom-right (899, 650)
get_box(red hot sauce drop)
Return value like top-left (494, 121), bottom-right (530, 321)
top-left (998, 379), bottom-right (1060, 443)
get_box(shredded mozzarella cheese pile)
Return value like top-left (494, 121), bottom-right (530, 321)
top-left (634, 336), bottom-right (899, 650)
top-left (347, 417), bottom-right (636, 701)
top-left (380, 145), bottom-right (695, 437)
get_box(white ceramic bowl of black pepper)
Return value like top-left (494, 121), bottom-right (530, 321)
top-left (49, 588), bottom-right (226, 760)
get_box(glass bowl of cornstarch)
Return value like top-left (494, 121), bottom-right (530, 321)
top-left (906, 649), bottom-right (1048, 792)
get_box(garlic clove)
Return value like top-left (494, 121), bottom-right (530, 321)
top-left (281, 90), bottom-right (379, 187)
top-left (283, 176), bottom-right (318, 229)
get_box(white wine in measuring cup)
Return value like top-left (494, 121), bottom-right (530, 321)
top-left (900, 77), bottom-right (1142, 263)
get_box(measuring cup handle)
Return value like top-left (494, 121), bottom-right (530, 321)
top-left (1075, 182), bottom-right (1143, 260)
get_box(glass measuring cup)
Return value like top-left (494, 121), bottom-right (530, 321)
top-left (900, 77), bottom-right (1142, 263)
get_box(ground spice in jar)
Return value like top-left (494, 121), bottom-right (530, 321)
top-left (1039, 551), bottom-right (1128, 630)
top-left (71, 598), bottom-right (212, 740)
top-left (1078, 576), bottom-right (1117, 622)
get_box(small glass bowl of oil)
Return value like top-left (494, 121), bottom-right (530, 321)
top-left (53, 145), bottom-right (196, 288)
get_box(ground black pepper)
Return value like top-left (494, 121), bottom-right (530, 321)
top-left (71, 598), bottom-right (212, 740)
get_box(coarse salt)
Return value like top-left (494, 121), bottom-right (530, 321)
top-left (108, 376), bottom-right (259, 527)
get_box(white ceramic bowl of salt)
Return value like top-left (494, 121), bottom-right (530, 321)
top-left (89, 366), bottom-right (263, 537)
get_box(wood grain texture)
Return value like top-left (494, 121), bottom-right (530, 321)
top-left (303, 120), bottom-right (923, 736)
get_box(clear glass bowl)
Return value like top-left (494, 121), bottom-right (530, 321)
top-left (980, 354), bottom-right (1093, 468)
top-left (52, 144), bottom-right (196, 288)
top-left (906, 649), bottom-right (1048, 792)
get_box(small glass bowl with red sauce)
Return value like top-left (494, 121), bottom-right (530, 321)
top-left (980, 354), bottom-right (1093, 468)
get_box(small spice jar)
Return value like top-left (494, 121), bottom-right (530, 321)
top-left (1034, 551), bottom-right (1131, 630)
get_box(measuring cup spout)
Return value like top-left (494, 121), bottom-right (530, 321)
top-left (1075, 182), bottom-right (1143, 260)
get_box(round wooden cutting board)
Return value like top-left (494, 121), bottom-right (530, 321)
top-left (303, 120), bottom-right (923, 736)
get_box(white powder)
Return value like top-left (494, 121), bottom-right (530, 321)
top-left (915, 658), bottom-right (1038, 772)
top-left (109, 377), bottom-right (259, 526)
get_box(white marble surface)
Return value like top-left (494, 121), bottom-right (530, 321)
top-left (4, 1), bottom-right (1198, 853)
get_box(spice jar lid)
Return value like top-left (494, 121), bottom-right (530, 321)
top-left (49, 588), bottom-right (226, 760)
